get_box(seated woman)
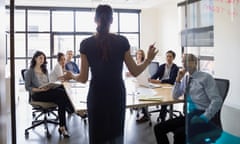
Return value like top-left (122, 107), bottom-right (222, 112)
top-left (125, 50), bottom-right (150, 123)
top-left (24, 51), bottom-right (74, 138)
top-left (126, 49), bottom-right (145, 77)
top-left (50, 52), bottom-right (65, 82)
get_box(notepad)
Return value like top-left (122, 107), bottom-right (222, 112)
top-left (138, 95), bottom-right (163, 101)
top-left (39, 81), bottom-right (61, 89)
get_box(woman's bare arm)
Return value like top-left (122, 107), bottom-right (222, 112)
top-left (124, 44), bottom-right (158, 77)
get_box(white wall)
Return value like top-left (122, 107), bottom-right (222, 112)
top-left (140, 8), bottom-right (159, 54)
top-left (214, 1), bottom-right (240, 136)
top-left (140, 1), bottom-right (181, 65)
top-left (156, 1), bottom-right (181, 66)
top-left (214, 2), bottom-right (240, 108)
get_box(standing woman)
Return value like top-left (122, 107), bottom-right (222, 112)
top-left (25, 51), bottom-right (73, 138)
top-left (63, 5), bottom-right (158, 144)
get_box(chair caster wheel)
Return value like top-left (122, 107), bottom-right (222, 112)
top-left (46, 132), bottom-right (51, 138)
top-left (25, 131), bottom-right (29, 139)
top-left (136, 113), bottom-right (140, 118)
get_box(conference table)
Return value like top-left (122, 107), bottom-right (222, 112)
top-left (63, 78), bottom-right (184, 117)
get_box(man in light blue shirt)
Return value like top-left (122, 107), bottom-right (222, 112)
top-left (173, 54), bottom-right (222, 121)
top-left (154, 53), bottom-right (223, 144)
top-left (65, 50), bottom-right (80, 74)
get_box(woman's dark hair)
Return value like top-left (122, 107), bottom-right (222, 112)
top-left (30, 51), bottom-right (48, 74)
top-left (95, 4), bottom-right (113, 61)
top-left (57, 52), bottom-right (64, 62)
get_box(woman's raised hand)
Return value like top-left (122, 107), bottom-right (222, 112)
top-left (146, 42), bottom-right (158, 62)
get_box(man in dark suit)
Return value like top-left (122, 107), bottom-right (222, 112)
top-left (150, 50), bottom-right (179, 121)
top-left (137, 50), bottom-right (179, 123)
top-left (150, 50), bottom-right (179, 85)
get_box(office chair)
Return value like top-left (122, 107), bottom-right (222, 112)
top-left (21, 69), bottom-right (59, 138)
top-left (148, 61), bottom-right (159, 77)
top-left (189, 78), bottom-right (230, 144)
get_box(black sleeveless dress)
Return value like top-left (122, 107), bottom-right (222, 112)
top-left (80, 34), bottom-right (130, 144)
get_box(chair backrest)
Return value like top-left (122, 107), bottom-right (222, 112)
top-left (212, 78), bottom-right (230, 129)
top-left (148, 62), bottom-right (159, 77)
top-left (21, 69), bottom-right (28, 81)
top-left (21, 69), bottom-right (32, 102)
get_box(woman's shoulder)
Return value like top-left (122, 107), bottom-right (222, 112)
top-left (111, 34), bottom-right (128, 41)
top-left (84, 35), bottom-right (95, 41)
top-left (25, 68), bottom-right (35, 79)
top-left (26, 68), bottom-right (34, 74)
top-left (80, 35), bottom-right (96, 47)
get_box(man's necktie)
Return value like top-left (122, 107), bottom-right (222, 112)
top-left (185, 75), bottom-right (192, 142)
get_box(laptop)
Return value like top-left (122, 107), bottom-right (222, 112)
top-left (136, 67), bottom-right (161, 89)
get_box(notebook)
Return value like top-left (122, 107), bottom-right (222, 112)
top-left (138, 95), bottom-right (163, 101)
top-left (136, 68), bottom-right (161, 89)
top-left (39, 81), bottom-right (62, 89)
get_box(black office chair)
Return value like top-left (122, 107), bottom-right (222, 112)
top-left (21, 69), bottom-right (59, 138)
top-left (189, 78), bottom-right (230, 144)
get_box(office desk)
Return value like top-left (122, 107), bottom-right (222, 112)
top-left (63, 78), bottom-right (184, 116)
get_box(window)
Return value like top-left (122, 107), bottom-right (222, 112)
top-left (76, 11), bottom-right (95, 32)
top-left (120, 13), bottom-right (139, 32)
top-left (28, 10), bottom-right (50, 32)
top-left (110, 12), bottom-right (118, 33)
top-left (15, 10), bottom-right (25, 31)
top-left (52, 11), bottom-right (74, 32)
top-left (15, 34), bottom-right (26, 57)
top-left (6, 6), bottom-right (141, 83)
top-left (121, 33), bottom-right (139, 55)
top-left (28, 33), bottom-right (50, 57)
top-left (53, 35), bottom-right (74, 55)
top-left (76, 35), bottom-right (92, 52)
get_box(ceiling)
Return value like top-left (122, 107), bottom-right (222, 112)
top-left (7, 0), bottom-right (172, 9)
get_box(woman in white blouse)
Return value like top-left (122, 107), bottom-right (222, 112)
top-left (50, 52), bottom-right (65, 82)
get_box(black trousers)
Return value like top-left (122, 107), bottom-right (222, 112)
top-left (154, 109), bottom-right (221, 144)
top-left (32, 86), bottom-right (74, 127)
top-left (159, 105), bottom-right (168, 121)
top-left (142, 105), bottom-right (168, 121)
top-left (154, 116), bottom-right (185, 144)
